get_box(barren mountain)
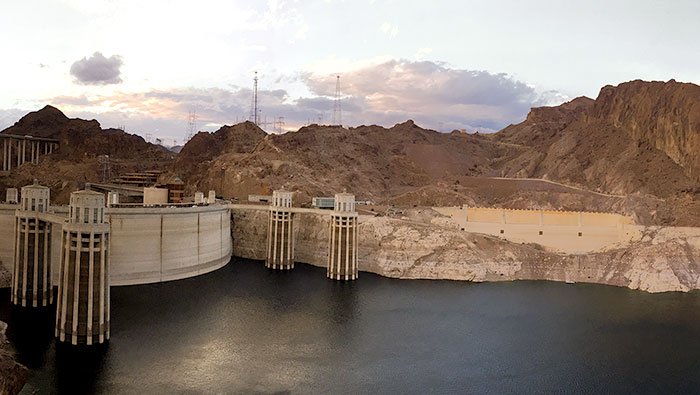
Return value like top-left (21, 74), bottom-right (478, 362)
top-left (0, 106), bottom-right (174, 203)
top-left (176, 80), bottom-right (700, 225)
top-left (2, 80), bottom-right (698, 225)
top-left (492, 80), bottom-right (700, 197)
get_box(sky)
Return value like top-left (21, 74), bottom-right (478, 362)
top-left (1, 0), bottom-right (698, 145)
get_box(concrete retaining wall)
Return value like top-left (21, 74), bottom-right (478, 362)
top-left (433, 206), bottom-right (641, 254)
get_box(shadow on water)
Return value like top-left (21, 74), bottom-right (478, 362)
top-left (0, 289), bottom-right (108, 394)
top-left (54, 342), bottom-right (108, 394)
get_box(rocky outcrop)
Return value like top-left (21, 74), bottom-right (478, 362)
top-left (0, 106), bottom-right (175, 204)
top-left (590, 80), bottom-right (700, 181)
top-left (231, 207), bottom-right (700, 293)
top-left (0, 321), bottom-right (28, 395)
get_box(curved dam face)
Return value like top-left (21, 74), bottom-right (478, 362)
top-left (0, 204), bottom-right (232, 287)
top-left (108, 205), bottom-right (232, 286)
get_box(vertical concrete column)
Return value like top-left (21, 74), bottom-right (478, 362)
top-left (327, 190), bottom-right (358, 281)
top-left (55, 190), bottom-right (110, 345)
top-left (11, 181), bottom-right (52, 307)
top-left (2, 139), bottom-right (6, 171)
top-left (7, 139), bottom-right (12, 171)
top-left (265, 190), bottom-right (294, 270)
top-left (16, 139), bottom-right (21, 168)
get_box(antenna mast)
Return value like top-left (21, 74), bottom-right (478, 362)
top-left (332, 75), bottom-right (342, 126)
top-left (249, 71), bottom-right (259, 125)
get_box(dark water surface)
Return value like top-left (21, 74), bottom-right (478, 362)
top-left (1, 258), bottom-right (700, 394)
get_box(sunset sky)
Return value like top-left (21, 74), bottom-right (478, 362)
top-left (1, 0), bottom-right (698, 145)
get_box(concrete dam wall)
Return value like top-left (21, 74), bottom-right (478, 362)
top-left (230, 206), bottom-right (700, 293)
top-left (0, 204), bottom-right (232, 286)
top-left (433, 206), bottom-right (641, 254)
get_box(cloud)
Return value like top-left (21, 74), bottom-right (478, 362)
top-left (69, 52), bottom-right (124, 85)
top-left (44, 59), bottom-right (568, 142)
top-left (380, 22), bottom-right (398, 38)
top-left (414, 47), bottom-right (432, 60)
top-left (303, 59), bottom-right (568, 131)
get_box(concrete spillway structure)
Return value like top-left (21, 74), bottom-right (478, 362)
top-left (12, 182), bottom-right (53, 307)
top-left (56, 190), bottom-right (110, 345)
top-left (327, 191), bottom-right (358, 280)
top-left (266, 190), bottom-right (295, 270)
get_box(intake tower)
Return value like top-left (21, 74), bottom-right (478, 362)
top-left (56, 190), bottom-right (110, 345)
top-left (327, 191), bottom-right (358, 280)
top-left (266, 189), bottom-right (295, 270)
top-left (12, 181), bottom-right (52, 307)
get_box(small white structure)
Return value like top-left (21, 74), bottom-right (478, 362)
top-left (266, 190), bottom-right (294, 270)
top-left (56, 190), bottom-right (110, 345)
top-left (194, 191), bottom-right (205, 205)
top-left (107, 192), bottom-right (119, 207)
top-left (143, 187), bottom-right (168, 206)
top-left (12, 181), bottom-right (52, 307)
top-left (5, 188), bottom-right (18, 204)
top-left (208, 190), bottom-right (216, 204)
top-left (327, 190), bottom-right (358, 281)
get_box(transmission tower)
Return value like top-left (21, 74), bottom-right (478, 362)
top-left (98, 155), bottom-right (110, 183)
top-left (186, 110), bottom-right (197, 141)
top-left (332, 75), bottom-right (342, 126)
top-left (249, 71), bottom-right (259, 125)
top-left (274, 117), bottom-right (285, 133)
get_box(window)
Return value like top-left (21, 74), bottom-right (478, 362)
top-left (84, 208), bottom-right (89, 223)
top-left (539, 231), bottom-right (543, 235)
top-left (31, 198), bottom-right (35, 211)
top-left (578, 232), bottom-right (582, 237)
top-left (500, 229), bottom-right (504, 234)
top-left (93, 208), bottom-right (98, 223)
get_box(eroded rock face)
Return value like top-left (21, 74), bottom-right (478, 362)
top-left (0, 321), bottom-right (28, 395)
top-left (231, 208), bottom-right (700, 293)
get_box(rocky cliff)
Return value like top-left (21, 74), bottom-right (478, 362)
top-left (231, 207), bottom-right (700, 293)
top-left (0, 321), bottom-right (28, 395)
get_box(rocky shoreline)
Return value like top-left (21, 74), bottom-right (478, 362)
top-left (233, 208), bottom-right (700, 293)
top-left (0, 321), bottom-right (28, 395)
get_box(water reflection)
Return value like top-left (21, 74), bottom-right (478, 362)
top-left (0, 259), bottom-right (698, 394)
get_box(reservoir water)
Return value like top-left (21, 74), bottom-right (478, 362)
top-left (1, 258), bottom-right (699, 394)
